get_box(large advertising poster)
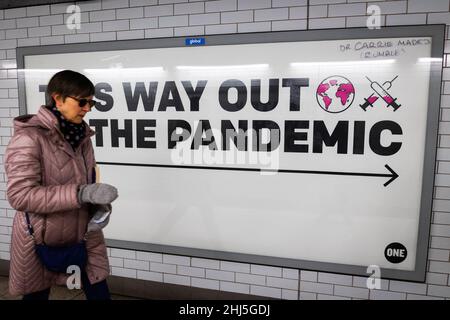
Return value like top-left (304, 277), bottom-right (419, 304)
top-left (17, 26), bottom-right (444, 281)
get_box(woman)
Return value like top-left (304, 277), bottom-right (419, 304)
top-left (4, 70), bottom-right (118, 300)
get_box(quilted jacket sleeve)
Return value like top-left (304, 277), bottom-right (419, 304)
top-left (5, 130), bottom-right (82, 214)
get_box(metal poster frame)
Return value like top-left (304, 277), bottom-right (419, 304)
top-left (16, 25), bottom-right (445, 282)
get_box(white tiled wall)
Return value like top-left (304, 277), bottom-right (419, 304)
top-left (0, 0), bottom-right (449, 299)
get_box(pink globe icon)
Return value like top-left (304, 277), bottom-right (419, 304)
top-left (316, 75), bottom-right (355, 113)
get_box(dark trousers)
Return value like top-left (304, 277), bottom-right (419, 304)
top-left (22, 272), bottom-right (111, 300)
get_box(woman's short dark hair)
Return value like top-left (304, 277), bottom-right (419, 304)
top-left (46, 70), bottom-right (95, 106)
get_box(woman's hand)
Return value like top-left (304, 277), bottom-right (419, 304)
top-left (77, 183), bottom-right (118, 205)
top-left (87, 204), bottom-right (112, 233)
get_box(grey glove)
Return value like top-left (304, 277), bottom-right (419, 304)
top-left (87, 204), bottom-right (111, 233)
top-left (77, 183), bottom-right (118, 205)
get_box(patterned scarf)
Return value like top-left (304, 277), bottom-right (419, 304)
top-left (48, 105), bottom-right (86, 150)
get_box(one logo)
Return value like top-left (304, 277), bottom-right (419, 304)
top-left (316, 75), bottom-right (355, 113)
top-left (384, 242), bottom-right (407, 264)
top-left (360, 76), bottom-right (401, 111)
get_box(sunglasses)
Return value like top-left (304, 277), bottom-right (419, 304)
top-left (67, 95), bottom-right (96, 108)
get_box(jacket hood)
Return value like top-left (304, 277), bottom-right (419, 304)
top-left (13, 106), bottom-right (56, 132)
top-left (13, 105), bottom-right (95, 137)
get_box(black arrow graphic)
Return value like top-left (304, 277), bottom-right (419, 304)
top-left (97, 162), bottom-right (399, 187)
top-left (382, 164), bottom-right (399, 187)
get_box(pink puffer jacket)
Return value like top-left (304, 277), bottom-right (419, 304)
top-left (5, 105), bottom-right (109, 296)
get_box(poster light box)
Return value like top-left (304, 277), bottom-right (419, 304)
top-left (17, 25), bottom-right (445, 281)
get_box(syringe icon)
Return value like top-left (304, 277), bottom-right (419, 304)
top-left (365, 76), bottom-right (401, 111)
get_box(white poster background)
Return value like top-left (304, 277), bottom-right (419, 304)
top-left (23, 37), bottom-right (433, 271)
